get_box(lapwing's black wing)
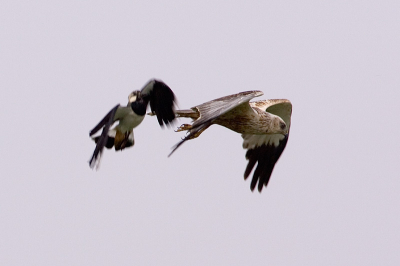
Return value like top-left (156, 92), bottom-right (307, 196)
top-left (89, 104), bottom-right (120, 136)
top-left (242, 99), bottom-right (292, 192)
top-left (142, 80), bottom-right (176, 127)
top-left (169, 90), bottom-right (263, 156)
top-left (89, 104), bottom-right (120, 169)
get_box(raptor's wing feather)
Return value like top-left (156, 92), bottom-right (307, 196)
top-left (169, 91), bottom-right (263, 156)
top-left (243, 134), bottom-right (289, 192)
top-left (192, 90), bottom-right (263, 127)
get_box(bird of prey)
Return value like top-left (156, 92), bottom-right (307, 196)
top-left (89, 79), bottom-right (176, 169)
top-left (169, 90), bottom-right (292, 192)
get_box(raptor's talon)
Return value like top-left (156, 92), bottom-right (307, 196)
top-left (175, 124), bottom-right (192, 132)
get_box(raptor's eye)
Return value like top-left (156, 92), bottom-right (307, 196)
top-left (280, 122), bottom-right (286, 130)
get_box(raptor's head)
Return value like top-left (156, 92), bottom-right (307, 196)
top-left (271, 115), bottom-right (289, 135)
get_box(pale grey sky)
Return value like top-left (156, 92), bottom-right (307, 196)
top-left (1, 0), bottom-right (400, 265)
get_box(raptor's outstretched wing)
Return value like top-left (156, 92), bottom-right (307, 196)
top-left (242, 99), bottom-right (292, 192)
top-left (169, 90), bottom-right (263, 156)
top-left (192, 90), bottom-right (263, 127)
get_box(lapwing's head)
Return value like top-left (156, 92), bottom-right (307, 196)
top-left (128, 90), bottom-right (141, 103)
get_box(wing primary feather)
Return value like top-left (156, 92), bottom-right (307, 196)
top-left (89, 105), bottom-right (120, 169)
top-left (169, 121), bottom-right (212, 157)
top-left (244, 150), bottom-right (258, 179)
top-left (258, 166), bottom-right (272, 192)
top-left (251, 158), bottom-right (265, 191)
top-left (244, 134), bottom-right (289, 192)
top-left (89, 104), bottom-right (120, 136)
top-left (168, 138), bottom-right (187, 157)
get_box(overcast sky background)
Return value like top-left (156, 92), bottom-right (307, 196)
top-left (1, 0), bottom-right (400, 265)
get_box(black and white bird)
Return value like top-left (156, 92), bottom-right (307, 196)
top-left (89, 79), bottom-right (176, 169)
top-left (169, 90), bottom-right (292, 192)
